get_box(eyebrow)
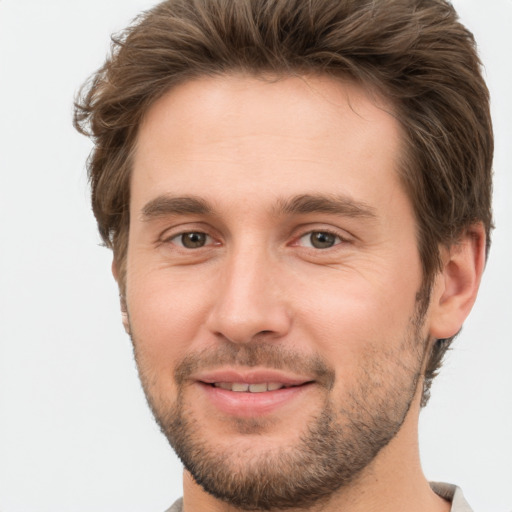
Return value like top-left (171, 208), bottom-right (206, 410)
top-left (141, 195), bottom-right (212, 220)
top-left (140, 193), bottom-right (377, 221)
top-left (274, 194), bottom-right (377, 219)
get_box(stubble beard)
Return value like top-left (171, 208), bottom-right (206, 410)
top-left (131, 304), bottom-right (429, 511)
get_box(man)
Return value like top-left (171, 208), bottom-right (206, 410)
top-left (74, 0), bottom-right (493, 510)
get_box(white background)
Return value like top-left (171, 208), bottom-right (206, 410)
top-left (0, 1), bottom-right (511, 511)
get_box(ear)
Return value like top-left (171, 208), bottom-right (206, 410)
top-left (112, 259), bottom-right (131, 335)
top-left (429, 223), bottom-right (486, 339)
top-left (111, 258), bottom-right (119, 282)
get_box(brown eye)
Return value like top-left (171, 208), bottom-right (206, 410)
top-left (176, 232), bottom-right (208, 248)
top-left (311, 232), bottom-right (336, 248)
top-left (299, 231), bottom-right (340, 249)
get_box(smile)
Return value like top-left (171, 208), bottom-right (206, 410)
top-left (211, 382), bottom-right (297, 392)
top-left (195, 374), bottom-right (315, 417)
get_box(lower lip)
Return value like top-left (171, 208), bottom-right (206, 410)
top-left (197, 382), bottom-right (313, 417)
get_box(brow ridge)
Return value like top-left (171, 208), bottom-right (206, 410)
top-left (275, 194), bottom-right (377, 218)
top-left (140, 193), bottom-right (376, 221)
top-left (141, 195), bottom-right (211, 220)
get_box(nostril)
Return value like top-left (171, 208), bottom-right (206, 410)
top-left (206, 299), bottom-right (292, 344)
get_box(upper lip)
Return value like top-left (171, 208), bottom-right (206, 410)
top-left (192, 368), bottom-right (314, 386)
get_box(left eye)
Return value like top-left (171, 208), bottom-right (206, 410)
top-left (298, 231), bottom-right (342, 249)
top-left (170, 232), bottom-right (211, 249)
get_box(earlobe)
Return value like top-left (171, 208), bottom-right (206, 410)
top-left (111, 259), bottom-right (119, 282)
top-left (121, 310), bottom-right (131, 335)
top-left (429, 223), bottom-right (486, 339)
top-left (112, 258), bottom-right (131, 335)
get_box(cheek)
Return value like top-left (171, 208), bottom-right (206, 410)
top-left (293, 259), bottom-right (421, 358)
top-left (125, 264), bottom-right (217, 371)
top-left (294, 274), bottom-right (423, 406)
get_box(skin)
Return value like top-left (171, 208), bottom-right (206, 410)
top-left (119, 74), bottom-right (485, 512)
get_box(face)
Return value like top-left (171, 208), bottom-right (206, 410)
top-left (125, 74), bottom-right (431, 509)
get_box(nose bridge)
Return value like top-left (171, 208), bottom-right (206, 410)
top-left (207, 238), bottom-right (290, 343)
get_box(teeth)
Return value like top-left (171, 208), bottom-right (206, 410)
top-left (249, 383), bottom-right (268, 393)
top-left (213, 382), bottom-right (286, 392)
top-left (231, 383), bottom-right (249, 392)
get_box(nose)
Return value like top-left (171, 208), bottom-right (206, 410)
top-left (205, 244), bottom-right (292, 344)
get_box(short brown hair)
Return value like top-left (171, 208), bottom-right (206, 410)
top-left (74, 0), bottom-right (493, 405)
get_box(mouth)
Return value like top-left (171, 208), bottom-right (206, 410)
top-left (195, 368), bottom-right (314, 391)
top-left (209, 382), bottom-right (306, 392)
top-left (193, 369), bottom-right (316, 417)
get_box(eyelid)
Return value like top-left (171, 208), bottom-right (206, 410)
top-left (170, 232), bottom-right (213, 248)
top-left (299, 231), bottom-right (341, 249)
top-left (290, 226), bottom-right (353, 248)
top-left (158, 223), bottom-right (221, 247)
top-left (156, 223), bottom-right (353, 249)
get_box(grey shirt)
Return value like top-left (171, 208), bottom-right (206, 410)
top-left (164, 482), bottom-right (473, 511)
top-left (431, 482), bottom-right (474, 512)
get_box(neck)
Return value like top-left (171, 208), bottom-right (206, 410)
top-left (181, 389), bottom-right (450, 512)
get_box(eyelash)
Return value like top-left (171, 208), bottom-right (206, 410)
top-left (164, 231), bottom-right (216, 249)
top-left (161, 228), bottom-right (348, 251)
top-left (295, 230), bottom-right (346, 249)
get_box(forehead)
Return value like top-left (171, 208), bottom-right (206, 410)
top-left (132, 73), bottom-right (405, 216)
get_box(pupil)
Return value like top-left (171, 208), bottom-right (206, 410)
top-left (311, 232), bottom-right (335, 249)
top-left (182, 232), bottom-right (206, 248)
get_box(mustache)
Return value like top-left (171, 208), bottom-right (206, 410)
top-left (174, 343), bottom-right (335, 390)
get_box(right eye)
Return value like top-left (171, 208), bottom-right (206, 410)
top-left (296, 230), bottom-right (343, 249)
top-left (169, 232), bottom-right (211, 249)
